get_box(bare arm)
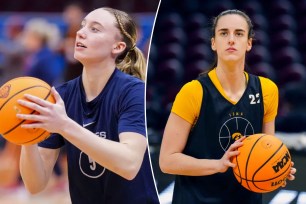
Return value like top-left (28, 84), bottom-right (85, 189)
top-left (262, 120), bottom-right (275, 135)
top-left (159, 113), bottom-right (243, 176)
top-left (20, 145), bottom-right (60, 194)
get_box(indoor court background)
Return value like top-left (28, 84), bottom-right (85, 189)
top-left (146, 0), bottom-right (306, 203)
top-left (0, 0), bottom-right (159, 203)
top-left (1, 0), bottom-right (306, 203)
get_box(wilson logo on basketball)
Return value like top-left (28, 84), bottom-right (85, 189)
top-left (271, 177), bottom-right (286, 187)
top-left (232, 134), bottom-right (291, 193)
top-left (272, 151), bottom-right (291, 173)
top-left (0, 84), bottom-right (11, 98)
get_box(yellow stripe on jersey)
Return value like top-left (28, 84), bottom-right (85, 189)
top-left (171, 69), bottom-right (278, 127)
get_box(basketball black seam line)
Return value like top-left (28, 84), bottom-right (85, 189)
top-left (234, 126), bottom-right (253, 185)
top-left (233, 161), bottom-right (291, 182)
top-left (252, 143), bottom-right (284, 191)
top-left (252, 143), bottom-right (290, 191)
top-left (0, 77), bottom-right (50, 109)
top-left (2, 87), bottom-right (52, 136)
top-left (0, 85), bottom-right (50, 110)
top-left (16, 130), bottom-right (49, 145)
top-left (253, 142), bottom-right (283, 178)
top-left (234, 134), bottom-right (263, 186)
top-left (245, 134), bottom-right (265, 191)
top-left (0, 77), bottom-right (49, 91)
top-left (235, 154), bottom-right (242, 184)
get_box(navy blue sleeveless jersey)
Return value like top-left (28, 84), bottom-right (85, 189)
top-left (39, 69), bottom-right (159, 204)
top-left (172, 73), bottom-right (264, 204)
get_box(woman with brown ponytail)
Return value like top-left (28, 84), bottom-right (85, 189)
top-left (159, 9), bottom-right (296, 204)
top-left (17, 7), bottom-right (159, 204)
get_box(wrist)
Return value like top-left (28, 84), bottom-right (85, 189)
top-left (214, 159), bottom-right (226, 173)
top-left (59, 117), bottom-right (74, 136)
top-left (22, 144), bottom-right (38, 150)
top-left (214, 159), bottom-right (221, 173)
top-left (201, 159), bottom-right (224, 175)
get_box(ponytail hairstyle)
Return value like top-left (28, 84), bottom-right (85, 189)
top-left (103, 7), bottom-right (146, 81)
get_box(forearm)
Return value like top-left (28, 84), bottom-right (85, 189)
top-left (160, 153), bottom-right (221, 176)
top-left (20, 145), bottom-right (49, 194)
top-left (60, 119), bottom-right (146, 180)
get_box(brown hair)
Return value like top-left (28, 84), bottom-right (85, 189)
top-left (211, 9), bottom-right (254, 39)
top-left (103, 7), bottom-right (146, 81)
top-left (201, 9), bottom-right (254, 75)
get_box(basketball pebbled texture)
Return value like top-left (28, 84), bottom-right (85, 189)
top-left (232, 133), bottom-right (291, 193)
top-left (0, 77), bottom-right (55, 145)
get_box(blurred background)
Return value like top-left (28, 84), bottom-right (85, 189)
top-left (0, 0), bottom-right (159, 203)
top-left (147, 0), bottom-right (306, 203)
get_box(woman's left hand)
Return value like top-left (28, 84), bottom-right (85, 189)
top-left (16, 87), bottom-right (69, 135)
top-left (282, 161), bottom-right (296, 187)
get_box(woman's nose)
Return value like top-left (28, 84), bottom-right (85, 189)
top-left (76, 28), bottom-right (86, 38)
top-left (228, 34), bottom-right (235, 45)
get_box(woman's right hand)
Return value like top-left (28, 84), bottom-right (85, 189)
top-left (217, 136), bottom-right (245, 173)
top-left (17, 87), bottom-right (70, 135)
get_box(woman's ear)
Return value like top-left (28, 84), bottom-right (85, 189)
top-left (211, 38), bottom-right (216, 51)
top-left (246, 38), bottom-right (252, 52)
top-left (112, 41), bottom-right (126, 54)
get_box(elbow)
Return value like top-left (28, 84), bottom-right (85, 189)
top-left (159, 155), bottom-right (171, 174)
top-left (123, 172), bottom-right (137, 181)
top-left (24, 184), bottom-right (45, 195)
top-left (28, 189), bottom-right (43, 195)
top-left (120, 162), bottom-right (142, 181)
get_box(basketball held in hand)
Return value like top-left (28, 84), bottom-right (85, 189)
top-left (0, 77), bottom-right (55, 145)
top-left (232, 133), bottom-right (291, 193)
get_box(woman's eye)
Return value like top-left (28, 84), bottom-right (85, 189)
top-left (236, 32), bottom-right (243, 37)
top-left (91, 27), bottom-right (98, 32)
top-left (220, 32), bottom-right (227, 36)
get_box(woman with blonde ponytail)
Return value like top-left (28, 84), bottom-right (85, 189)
top-left (117, 46), bottom-right (146, 81)
top-left (18, 7), bottom-right (159, 204)
top-left (105, 7), bottom-right (147, 81)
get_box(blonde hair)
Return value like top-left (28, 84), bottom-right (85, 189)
top-left (103, 7), bottom-right (146, 81)
top-left (24, 18), bottom-right (61, 50)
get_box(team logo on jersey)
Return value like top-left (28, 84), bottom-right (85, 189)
top-left (232, 132), bottom-right (243, 141)
top-left (79, 131), bottom-right (107, 178)
top-left (219, 117), bottom-right (254, 151)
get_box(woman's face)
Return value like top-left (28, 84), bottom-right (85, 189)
top-left (22, 30), bottom-right (43, 52)
top-left (74, 8), bottom-right (125, 64)
top-left (211, 14), bottom-right (252, 64)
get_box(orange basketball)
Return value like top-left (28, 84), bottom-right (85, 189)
top-left (0, 77), bottom-right (55, 145)
top-left (232, 133), bottom-right (291, 193)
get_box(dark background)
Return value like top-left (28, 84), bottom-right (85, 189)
top-left (147, 0), bottom-right (306, 203)
top-left (0, 0), bottom-right (160, 203)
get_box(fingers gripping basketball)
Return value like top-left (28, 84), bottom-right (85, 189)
top-left (0, 77), bottom-right (55, 145)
